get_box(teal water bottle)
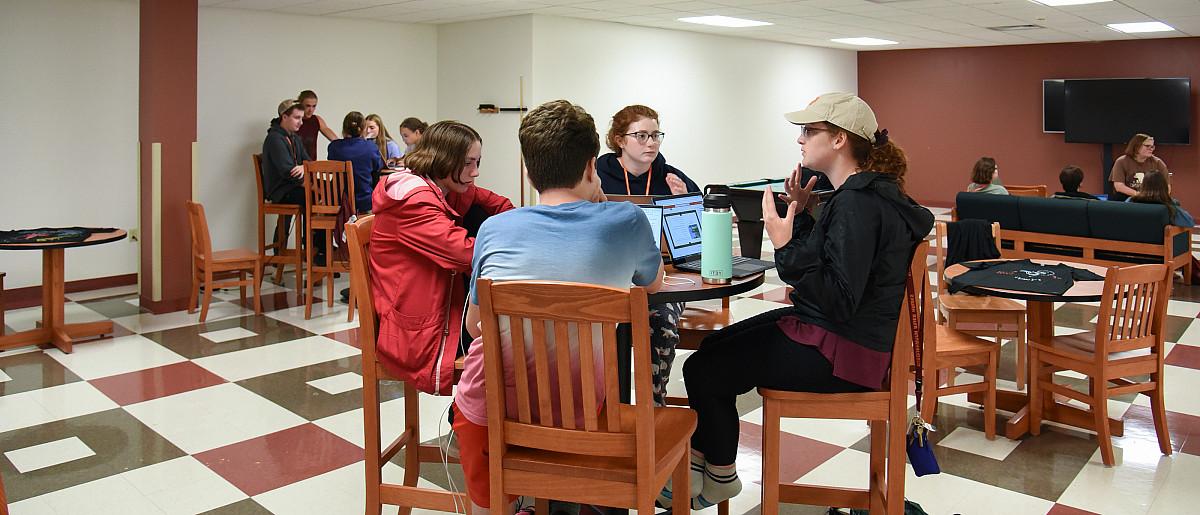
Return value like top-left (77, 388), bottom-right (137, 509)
top-left (701, 193), bottom-right (733, 284)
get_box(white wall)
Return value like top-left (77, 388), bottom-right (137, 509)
top-left (198, 8), bottom-right (438, 252)
top-left (531, 15), bottom-right (858, 190)
top-left (0, 0), bottom-right (139, 289)
top-left (436, 15), bottom-right (533, 206)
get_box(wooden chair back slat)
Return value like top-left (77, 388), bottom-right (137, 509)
top-left (1095, 264), bottom-right (1170, 362)
top-left (345, 216), bottom-right (379, 365)
top-left (185, 201), bottom-right (212, 262)
top-left (578, 322), bottom-right (600, 432)
top-left (478, 279), bottom-right (652, 458)
top-left (253, 154), bottom-right (267, 202)
top-left (933, 221), bottom-right (1000, 296)
top-left (303, 160), bottom-right (355, 216)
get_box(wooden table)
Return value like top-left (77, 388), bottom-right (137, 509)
top-left (0, 229), bottom-right (127, 353)
top-left (945, 258), bottom-right (1112, 440)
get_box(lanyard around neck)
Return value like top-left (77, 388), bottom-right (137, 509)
top-left (620, 156), bottom-right (651, 195)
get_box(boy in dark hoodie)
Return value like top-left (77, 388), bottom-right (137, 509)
top-left (681, 93), bottom-right (934, 509)
top-left (261, 99), bottom-right (324, 265)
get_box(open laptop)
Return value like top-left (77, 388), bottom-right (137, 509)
top-left (652, 193), bottom-right (775, 278)
top-left (635, 204), bottom-right (664, 251)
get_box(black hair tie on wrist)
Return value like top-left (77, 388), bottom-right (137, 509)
top-left (873, 128), bottom-right (889, 147)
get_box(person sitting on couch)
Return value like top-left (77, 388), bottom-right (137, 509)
top-left (1052, 165), bottom-right (1099, 200)
top-left (1127, 171), bottom-right (1194, 228)
top-left (966, 157), bottom-right (1008, 195)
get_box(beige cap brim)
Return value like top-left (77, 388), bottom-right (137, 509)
top-left (784, 107), bottom-right (827, 125)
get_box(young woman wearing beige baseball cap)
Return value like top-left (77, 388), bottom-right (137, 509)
top-left (680, 92), bottom-right (934, 508)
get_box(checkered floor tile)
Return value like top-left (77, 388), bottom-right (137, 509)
top-left (4, 239), bottom-right (1200, 514)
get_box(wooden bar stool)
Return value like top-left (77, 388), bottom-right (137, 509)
top-left (302, 160), bottom-right (356, 320)
top-left (1, 271), bottom-right (6, 334)
top-left (186, 201), bottom-right (263, 322)
top-left (252, 154), bottom-right (303, 293)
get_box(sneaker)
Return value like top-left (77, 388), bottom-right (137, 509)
top-left (340, 287), bottom-right (351, 304)
top-left (515, 506), bottom-right (535, 515)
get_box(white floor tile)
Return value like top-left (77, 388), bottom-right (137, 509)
top-left (44, 334), bottom-right (186, 380)
top-left (307, 372), bottom-right (363, 395)
top-left (1132, 365), bottom-right (1200, 417)
top-left (1058, 448), bottom-right (1171, 515)
top-left (0, 382), bottom-right (119, 433)
top-left (198, 326), bottom-right (259, 343)
top-left (1175, 319), bottom-right (1200, 347)
top-left (935, 426), bottom-right (1020, 461)
top-left (3, 303), bottom-right (109, 333)
top-left (740, 407), bottom-right (870, 448)
top-left (1165, 299), bottom-right (1200, 319)
top-left (1055, 325), bottom-right (1091, 336)
top-left (124, 298), bottom-right (140, 307)
top-left (193, 335), bottom-right (358, 382)
top-left (314, 393), bottom-right (454, 451)
top-left (265, 300), bottom-right (358, 335)
top-left (123, 456), bottom-right (248, 514)
top-left (62, 284), bottom-right (140, 302)
top-left (254, 461), bottom-right (442, 515)
top-left (4, 436), bottom-right (95, 473)
top-left (8, 472), bottom-right (165, 515)
top-left (796, 449), bottom-right (1054, 515)
top-left (0, 367), bottom-right (11, 383)
top-left (123, 383), bottom-right (305, 454)
top-left (112, 304), bottom-right (251, 334)
top-left (1147, 452), bottom-right (1200, 514)
top-left (729, 297), bottom-right (786, 321)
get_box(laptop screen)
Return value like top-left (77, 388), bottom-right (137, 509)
top-left (653, 193), bottom-right (704, 261)
top-left (636, 204), bottom-right (664, 250)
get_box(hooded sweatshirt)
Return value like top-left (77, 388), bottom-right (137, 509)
top-left (261, 119), bottom-right (309, 203)
top-left (774, 172), bottom-right (935, 354)
top-left (595, 152), bottom-right (700, 196)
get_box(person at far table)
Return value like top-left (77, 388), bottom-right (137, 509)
top-left (1109, 133), bottom-right (1167, 202)
top-left (296, 90), bottom-right (339, 159)
top-left (453, 99), bottom-right (665, 515)
top-left (681, 92), bottom-right (934, 509)
top-left (1052, 165), bottom-right (1100, 200)
top-left (327, 111), bottom-right (384, 214)
top-left (1127, 171), bottom-right (1194, 228)
top-left (596, 104), bottom-right (700, 407)
top-left (966, 156), bottom-right (1008, 195)
top-left (398, 117), bottom-right (428, 155)
top-left (365, 113), bottom-right (403, 164)
top-left (261, 98), bottom-right (323, 265)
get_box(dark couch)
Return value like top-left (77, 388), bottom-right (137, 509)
top-left (955, 192), bottom-right (1192, 283)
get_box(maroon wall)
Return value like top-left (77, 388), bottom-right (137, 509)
top-left (858, 38), bottom-right (1200, 207)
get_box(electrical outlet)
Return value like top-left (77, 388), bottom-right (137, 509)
top-left (129, 228), bottom-right (140, 242)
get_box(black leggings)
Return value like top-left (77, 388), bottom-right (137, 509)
top-left (682, 307), bottom-right (868, 466)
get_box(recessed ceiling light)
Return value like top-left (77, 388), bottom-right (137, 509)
top-left (1029, 0), bottom-right (1112, 6)
top-left (678, 16), bottom-right (772, 28)
top-left (1107, 21), bottom-right (1175, 33)
top-left (830, 37), bottom-right (899, 46)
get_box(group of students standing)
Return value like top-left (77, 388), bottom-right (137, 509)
top-left (355, 92), bottom-right (932, 514)
top-left (965, 132), bottom-right (1193, 228)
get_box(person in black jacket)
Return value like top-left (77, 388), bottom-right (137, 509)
top-left (596, 104), bottom-right (699, 196)
top-left (262, 99), bottom-right (323, 264)
top-left (679, 93), bottom-right (934, 509)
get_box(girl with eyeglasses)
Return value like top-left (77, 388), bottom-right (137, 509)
top-left (596, 105), bottom-right (699, 196)
top-left (1109, 133), bottom-right (1168, 201)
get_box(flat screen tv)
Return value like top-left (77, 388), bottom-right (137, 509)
top-left (1063, 78), bottom-right (1191, 144)
top-left (1043, 79), bottom-right (1065, 133)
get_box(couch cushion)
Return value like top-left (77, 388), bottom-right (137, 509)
top-left (1018, 197), bottom-right (1089, 237)
top-left (1086, 201), bottom-right (1170, 244)
top-left (956, 192), bottom-right (1021, 230)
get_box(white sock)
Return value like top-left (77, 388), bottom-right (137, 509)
top-left (692, 462), bottom-right (741, 509)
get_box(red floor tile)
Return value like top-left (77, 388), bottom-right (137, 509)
top-left (236, 291), bottom-right (319, 312)
top-left (1047, 504), bottom-right (1101, 515)
top-left (89, 361), bottom-right (226, 405)
top-left (736, 420), bottom-right (845, 485)
top-left (195, 423), bottom-right (362, 496)
top-left (324, 327), bottom-right (360, 349)
top-left (1165, 344), bottom-right (1200, 370)
top-left (751, 287), bottom-right (793, 304)
top-left (1121, 404), bottom-right (1200, 457)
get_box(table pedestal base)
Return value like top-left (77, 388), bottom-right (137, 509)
top-left (967, 390), bottom-right (1124, 440)
top-left (0, 248), bottom-right (114, 354)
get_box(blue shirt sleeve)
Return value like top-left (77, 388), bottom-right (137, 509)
top-left (468, 225), bottom-right (489, 305)
top-left (387, 139), bottom-right (403, 159)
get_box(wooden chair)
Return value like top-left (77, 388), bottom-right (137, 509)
top-left (186, 201), bottom-right (262, 322)
top-left (1005, 184), bottom-right (1047, 197)
top-left (477, 279), bottom-right (696, 515)
top-left (252, 154), bottom-right (303, 293)
top-left (303, 160), bottom-right (356, 320)
top-left (921, 305), bottom-right (1001, 440)
top-left (1029, 263), bottom-right (1172, 466)
top-left (758, 241), bottom-right (927, 515)
top-left (933, 221), bottom-right (1028, 388)
top-left (1, 271), bottom-right (6, 334)
top-left (345, 215), bottom-right (469, 515)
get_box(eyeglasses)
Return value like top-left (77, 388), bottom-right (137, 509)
top-left (1142, 143), bottom-right (1155, 148)
top-left (799, 125), bottom-right (829, 139)
top-left (624, 131), bottom-right (666, 143)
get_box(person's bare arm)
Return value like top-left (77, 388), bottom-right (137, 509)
top-left (317, 115), bottom-right (339, 142)
top-left (644, 262), bottom-right (665, 294)
top-left (465, 302), bottom-right (482, 338)
top-left (1113, 181), bottom-right (1137, 196)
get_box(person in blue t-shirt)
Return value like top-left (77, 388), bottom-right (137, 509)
top-left (327, 111), bottom-right (384, 214)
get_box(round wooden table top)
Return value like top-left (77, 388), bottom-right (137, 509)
top-left (647, 267), bottom-right (765, 304)
top-left (0, 228), bottom-right (127, 251)
top-left (944, 258), bottom-right (1109, 303)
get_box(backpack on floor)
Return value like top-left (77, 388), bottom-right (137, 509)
top-left (826, 499), bottom-right (930, 515)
